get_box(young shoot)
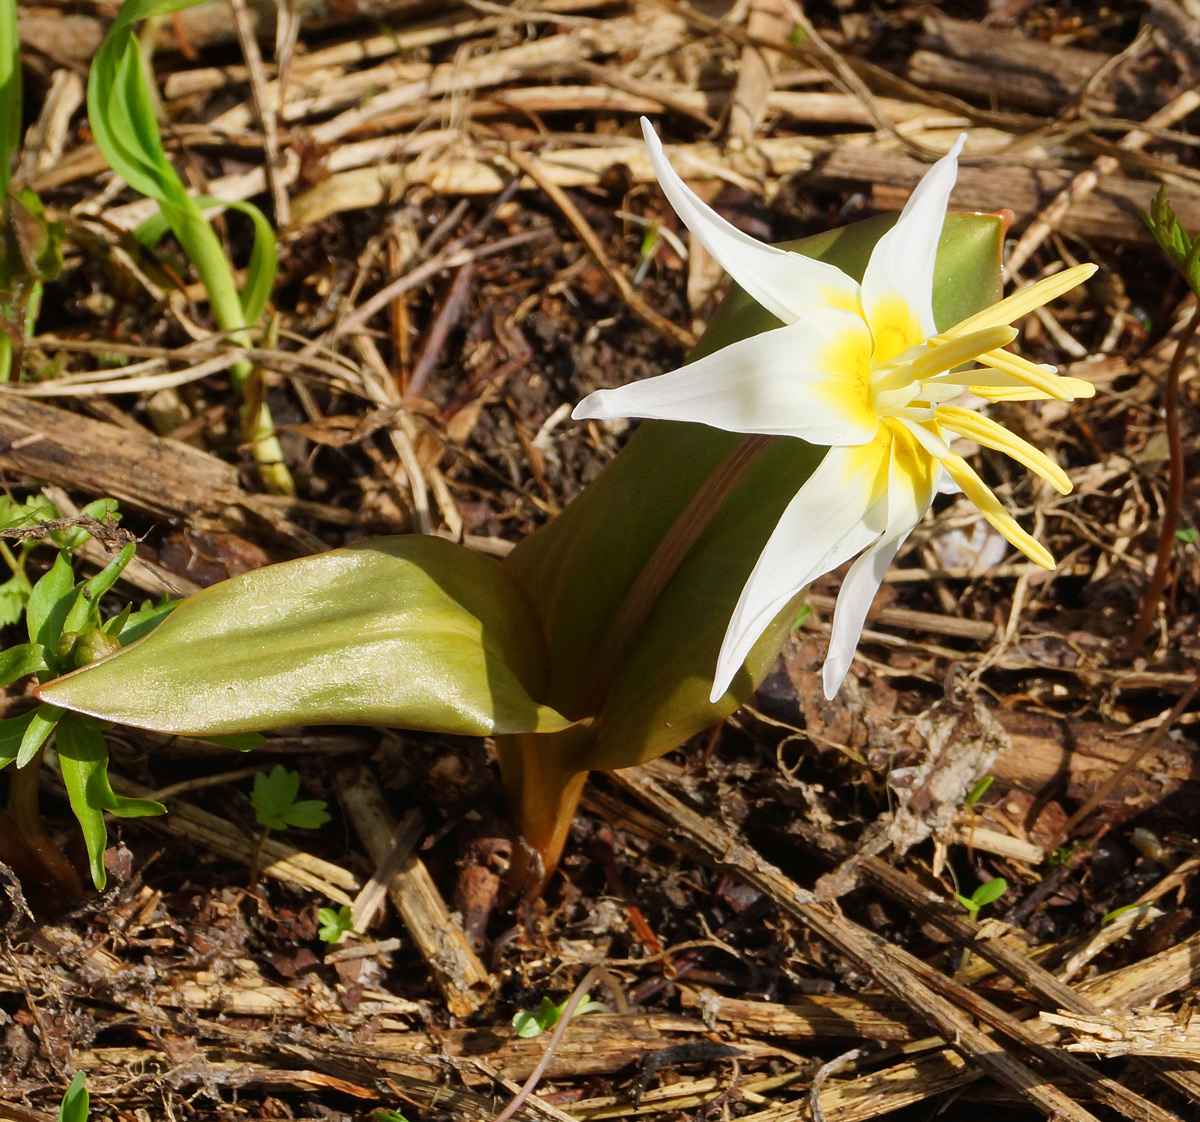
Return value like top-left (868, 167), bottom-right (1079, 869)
top-left (511, 993), bottom-right (609, 1039)
top-left (248, 765), bottom-right (330, 885)
top-left (317, 904), bottom-right (356, 944)
top-left (87, 0), bottom-right (293, 494)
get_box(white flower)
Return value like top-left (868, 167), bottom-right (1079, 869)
top-left (574, 119), bottom-right (1097, 702)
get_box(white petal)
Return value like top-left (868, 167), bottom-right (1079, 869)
top-left (860, 134), bottom-right (965, 357)
top-left (711, 440), bottom-right (890, 702)
top-left (821, 424), bottom-right (940, 698)
top-left (641, 118), bottom-right (860, 325)
top-left (573, 311), bottom-right (878, 444)
top-left (821, 532), bottom-right (906, 699)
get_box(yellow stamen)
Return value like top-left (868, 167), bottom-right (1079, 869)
top-left (939, 452), bottom-right (1055, 569)
top-left (946, 263), bottom-right (1098, 337)
top-left (977, 349), bottom-right (1073, 401)
top-left (936, 405), bottom-right (1071, 495)
top-left (910, 326), bottom-right (1017, 381)
top-left (971, 376), bottom-right (1095, 402)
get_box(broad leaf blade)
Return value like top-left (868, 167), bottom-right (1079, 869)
top-left (40, 536), bottom-right (568, 737)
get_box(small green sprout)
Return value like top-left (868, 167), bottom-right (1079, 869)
top-left (953, 877), bottom-right (1008, 923)
top-left (372, 1111), bottom-right (410, 1122)
top-left (248, 765), bottom-right (330, 887)
top-left (512, 993), bottom-right (609, 1039)
top-left (965, 775), bottom-right (994, 810)
top-left (318, 904), bottom-right (356, 944)
top-left (1175, 527), bottom-right (1198, 545)
top-left (58, 1073), bottom-right (88, 1122)
top-left (251, 765), bottom-right (331, 831)
top-left (1101, 901), bottom-right (1149, 926)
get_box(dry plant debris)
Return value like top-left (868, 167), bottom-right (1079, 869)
top-left (3, 1), bottom-right (1200, 1121)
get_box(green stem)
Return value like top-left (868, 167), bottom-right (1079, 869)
top-left (180, 213), bottom-right (294, 496)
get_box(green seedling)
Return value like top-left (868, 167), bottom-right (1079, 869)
top-left (965, 775), bottom-right (994, 810)
top-left (1175, 527), bottom-right (1198, 545)
top-left (248, 765), bottom-right (330, 885)
top-left (87, 0), bottom-right (292, 494)
top-left (953, 876), bottom-right (1007, 978)
top-left (58, 1073), bottom-right (88, 1122)
top-left (317, 904), bottom-right (355, 944)
top-left (511, 993), bottom-right (608, 1039)
top-left (0, 498), bottom-right (175, 893)
top-left (954, 877), bottom-right (1007, 923)
top-left (372, 1111), bottom-right (410, 1122)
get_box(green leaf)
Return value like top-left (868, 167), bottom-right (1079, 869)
top-left (251, 764), bottom-right (329, 831)
top-left (116, 597), bottom-right (177, 644)
top-left (0, 642), bottom-right (47, 688)
top-left (62, 542), bottom-right (136, 634)
top-left (15, 701), bottom-right (63, 768)
top-left (0, 573), bottom-right (30, 627)
top-left (952, 892), bottom-right (976, 915)
top-left (512, 995), bottom-right (559, 1038)
top-left (1175, 528), bottom-right (1198, 544)
top-left (58, 1073), bottom-right (89, 1122)
top-left (0, 0), bottom-right (20, 201)
top-left (965, 775), bottom-right (994, 809)
top-left (39, 536), bottom-right (570, 738)
top-left (317, 904), bottom-right (355, 943)
top-left (87, 0), bottom-right (272, 338)
top-left (26, 550), bottom-right (77, 652)
top-left (971, 877), bottom-right (1007, 910)
top-left (56, 712), bottom-right (165, 889)
top-left (0, 710), bottom-right (35, 767)
top-left (135, 196), bottom-right (278, 324)
top-left (225, 200), bottom-right (277, 325)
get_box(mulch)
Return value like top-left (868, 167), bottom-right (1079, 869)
top-left (2, 1), bottom-right (1200, 1120)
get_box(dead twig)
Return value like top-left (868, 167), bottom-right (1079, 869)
top-left (506, 147), bottom-right (696, 349)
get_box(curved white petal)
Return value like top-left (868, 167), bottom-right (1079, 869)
top-left (574, 311), bottom-right (878, 444)
top-left (821, 532), bottom-right (906, 699)
top-left (641, 118), bottom-right (860, 325)
top-left (711, 439), bottom-right (891, 702)
top-left (859, 134), bottom-right (965, 360)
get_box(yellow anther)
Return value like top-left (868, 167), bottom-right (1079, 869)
top-left (939, 452), bottom-right (1055, 569)
top-left (936, 405), bottom-right (1071, 494)
top-left (947, 264), bottom-right (1098, 337)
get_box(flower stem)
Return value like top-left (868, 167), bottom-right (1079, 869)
top-left (1126, 299), bottom-right (1200, 652)
top-left (8, 746), bottom-right (85, 899)
top-left (577, 432), bottom-right (775, 715)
